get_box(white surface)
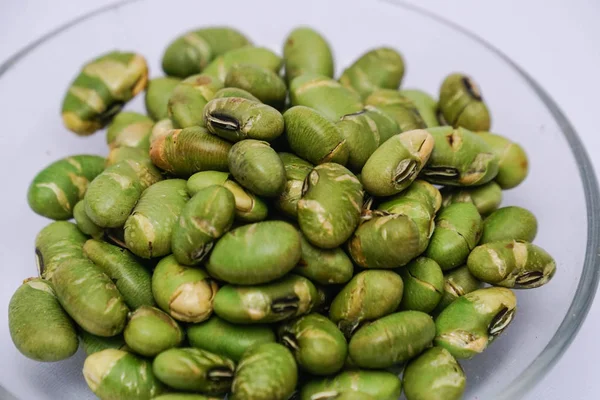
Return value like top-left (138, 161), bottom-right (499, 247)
top-left (0, 0), bottom-right (598, 399)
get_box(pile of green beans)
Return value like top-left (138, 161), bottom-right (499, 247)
top-left (12, 25), bottom-right (555, 400)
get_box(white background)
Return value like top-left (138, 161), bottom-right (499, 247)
top-left (1, 0), bottom-right (598, 399)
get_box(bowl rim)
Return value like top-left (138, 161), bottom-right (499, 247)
top-left (1, 0), bottom-right (599, 398)
top-left (386, 2), bottom-right (600, 398)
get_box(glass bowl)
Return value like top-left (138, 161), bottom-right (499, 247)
top-left (0, 0), bottom-right (598, 399)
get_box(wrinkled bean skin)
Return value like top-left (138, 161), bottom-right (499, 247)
top-left (441, 181), bottom-right (502, 216)
top-left (275, 153), bottom-right (313, 218)
top-left (105, 146), bottom-right (150, 167)
top-left (300, 370), bottom-right (402, 400)
top-left (106, 111), bottom-right (153, 150)
top-left (124, 179), bottom-right (190, 259)
top-left (150, 118), bottom-right (174, 145)
top-left (202, 47), bottom-right (283, 82)
top-left (283, 106), bottom-right (349, 165)
top-left (187, 171), bottom-right (268, 222)
top-left (83, 349), bottom-right (164, 399)
top-left (150, 126), bottom-right (232, 177)
top-left (340, 47), bottom-right (405, 99)
top-left (73, 200), bottom-right (103, 239)
top-left (435, 287), bottom-right (517, 359)
top-left (403, 347), bottom-right (466, 400)
top-left (204, 97), bottom-right (284, 142)
top-left (153, 348), bottom-right (235, 394)
top-left (35, 221), bottom-right (87, 280)
top-left (28, 155), bottom-right (105, 220)
top-left (361, 129), bottom-right (434, 196)
top-left (62, 51), bottom-right (148, 135)
top-left (336, 106), bottom-right (402, 168)
top-left (227, 140), bottom-right (286, 197)
top-left (187, 316), bottom-right (275, 362)
top-left (145, 77), bottom-right (181, 120)
top-left (362, 105), bottom-right (401, 144)
top-left (213, 274), bottom-right (318, 324)
top-left (206, 221), bottom-right (301, 285)
top-left (336, 111), bottom-right (380, 172)
top-left (364, 89), bottom-right (426, 133)
top-left (400, 89), bottom-right (440, 128)
top-left (480, 206), bottom-right (538, 244)
top-left (348, 310), bottom-right (435, 368)
top-left (297, 163), bottom-right (363, 249)
top-left (9, 278), bottom-right (79, 362)
top-left (83, 239), bottom-right (155, 309)
top-left (467, 240), bottom-right (556, 289)
top-left (213, 87), bottom-right (261, 102)
top-left (329, 270), bottom-right (404, 337)
top-left (283, 27), bottom-right (334, 83)
top-left (478, 132), bottom-right (529, 189)
top-left (425, 202), bottom-right (482, 271)
top-left (52, 257), bottom-right (129, 337)
top-left (161, 27), bottom-right (251, 78)
top-left (84, 159), bottom-right (162, 228)
top-left (348, 213), bottom-right (420, 269)
top-left (478, 132), bottom-right (529, 190)
top-left (386, 179), bottom-right (442, 215)
top-left (421, 126), bottom-right (499, 187)
top-left (290, 73), bottom-right (363, 121)
top-left (225, 64), bottom-right (287, 109)
top-left (231, 343), bottom-right (297, 400)
top-left (439, 73), bottom-right (491, 131)
top-left (152, 255), bottom-right (219, 323)
top-left (378, 195), bottom-right (435, 254)
top-left (124, 306), bottom-right (184, 357)
top-left (433, 265), bottom-right (482, 315)
top-left (167, 74), bottom-right (223, 128)
top-left (79, 330), bottom-right (126, 355)
top-left (73, 201), bottom-right (104, 242)
top-left (171, 185), bottom-right (235, 266)
top-left (293, 231), bottom-right (354, 285)
top-left (398, 257), bottom-right (444, 313)
top-left (278, 313), bottom-right (347, 375)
